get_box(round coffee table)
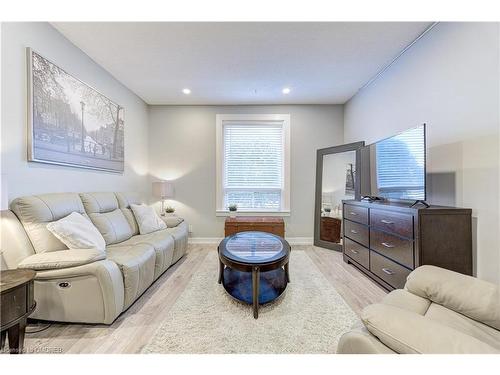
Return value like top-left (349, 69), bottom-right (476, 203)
top-left (218, 231), bottom-right (291, 319)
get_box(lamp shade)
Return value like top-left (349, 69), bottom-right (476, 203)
top-left (152, 180), bottom-right (174, 199)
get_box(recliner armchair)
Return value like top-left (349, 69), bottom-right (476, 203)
top-left (337, 265), bottom-right (500, 354)
top-left (0, 191), bottom-right (189, 324)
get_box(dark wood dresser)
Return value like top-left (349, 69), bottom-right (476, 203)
top-left (225, 216), bottom-right (285, 237)
top-left (342, 200), bottom-right (472, 290)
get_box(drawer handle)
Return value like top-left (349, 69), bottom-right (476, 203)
top-left (380, 219), bottom-right (394, 224)
top-left (349, 212), bottom-right (357, 216)
top-left (350, 229), bottom-right (358, 234)
top-left (350, 249), bottom-right (359, 254)
top-left (381, 242), bottom-right (395, 248)
top-left (382, 268), bottom-right (395, 275)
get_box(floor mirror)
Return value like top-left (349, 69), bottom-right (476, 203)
top-left (314, 142), bottom-right (365, 251)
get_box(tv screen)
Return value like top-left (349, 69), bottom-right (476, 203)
top-left (360, 125), bottom-right (426, 201)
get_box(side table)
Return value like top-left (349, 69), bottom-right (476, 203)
top-left (1, 269), bottom-right (36, 354)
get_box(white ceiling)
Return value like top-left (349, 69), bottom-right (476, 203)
top-left (52, 22), bottom-right (431, 105)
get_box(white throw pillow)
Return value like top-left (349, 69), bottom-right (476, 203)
top-left (46, 212), bottom-right (106, 252)
top-left (130, 203), bottom-right (167, 235)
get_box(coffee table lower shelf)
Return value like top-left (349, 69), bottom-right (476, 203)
top-left (222, 267), bottom-right (287, 307)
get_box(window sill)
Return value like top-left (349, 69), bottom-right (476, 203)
top-left (216, 210), bottom-right (290, 217)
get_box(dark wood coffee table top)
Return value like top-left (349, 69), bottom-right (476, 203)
top-left (219, 231), bottom-right (290, 266)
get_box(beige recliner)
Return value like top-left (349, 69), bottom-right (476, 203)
top-left (0, 192), bottom-right (188, 324)
top-left (337, 265), bottom-right (500, 354)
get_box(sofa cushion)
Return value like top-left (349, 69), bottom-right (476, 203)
top-left (11, 193), bottom-right (87, 253)
top-left (425, 302), bottom-right (500, 350)
top-left (115, 192), bottom-right (143, 235)
top-left (130, 203), bottom-right (166, 235)
top-left (406, 265), bottom-right (500, 330)
top-left (89, 209), bottom-right (134, 245)
top-left (361, 303), bottom-right (499, 354)
top-left (165, 221), bottom-right (188, 264)
top-left (110, 230), bottom-right (175, 279)
top-left (46, 212), bottom-right (106, 252)
top-left (80, 193), bottom-right (134, 245)
top-left (80, 192), bottom-right (119, 213)
top-left (18, 249), bottom-right (105, 271)
top-left (106, 243), bottom-right (156, 310)
top-left (382, 289), bottom-right (431, 315)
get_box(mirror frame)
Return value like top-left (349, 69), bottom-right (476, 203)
top-left (314, 141), bottom-right (365, 251)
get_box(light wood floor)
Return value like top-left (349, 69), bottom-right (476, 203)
top-left (21, 244), bottom-right (386, 354)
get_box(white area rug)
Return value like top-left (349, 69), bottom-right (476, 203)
top-left (142, 250), bottom-right (359, 354)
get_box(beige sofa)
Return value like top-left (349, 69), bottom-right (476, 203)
top-left (337, 265), bottom-right (500, 354)
top-left (0, 192), bottom-right (188, 324)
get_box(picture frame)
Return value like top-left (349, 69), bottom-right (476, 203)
top-left (27, 47), bottom-right (124, 173)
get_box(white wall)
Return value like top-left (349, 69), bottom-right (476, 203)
top-left (1, 22), bottom-right (150, 202)
top-left (344, 23), bottom-right (500, 283)
top-left (148, 105), bottom-right (344, 239)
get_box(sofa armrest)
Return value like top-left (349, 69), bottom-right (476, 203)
top-left (337, 322), bottom-right (396, 354)
top-left (17, 248), bottom-right (105, 271)
top-left (161, 216), bottom-right (184, 228)
top-left (405, 265), bottom-right (500, 330)
top-left (361, 304), bottom-right (499, 354)
top-left (31, 259), bottom-right (124, 324)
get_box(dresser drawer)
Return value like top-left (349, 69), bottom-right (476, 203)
top-left (370, 251), bottom-right (411, 289)
top-left (370, 209), bottom-right (413, 238)
top-left (344, 204), bottom-right (368, 225)
top-left (370, 229), bottom-right (414, 269)
top-left (344, 238), bottom-right (369, 269)
top-left (1, 286), bottom-right (27, 326)
top-left (344, 220), bottom-right (368, 247)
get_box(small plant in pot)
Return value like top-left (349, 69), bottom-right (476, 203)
top-left (165, 206), bottom-right (176, 216)
top-left (228, 204), bottom-right (238, 218)
top-left (324, 207), bottom-right (331, 216)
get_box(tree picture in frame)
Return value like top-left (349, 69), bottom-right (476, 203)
top-left (27, 48), bottom-right (124, 173)
top-left (345, 163), bottom-right (355, 196)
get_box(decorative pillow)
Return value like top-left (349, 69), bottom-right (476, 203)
top-left (163, 216), bottom-right (184, 228)
top-left (130, 204), bottom-right (167, 235)
top-left (46, 212), bottom-right (106, 252)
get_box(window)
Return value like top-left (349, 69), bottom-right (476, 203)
top-left (216, 114), bottom-right (290, 215)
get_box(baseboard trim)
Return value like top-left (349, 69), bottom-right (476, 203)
top-left (189, 237), bottom-right (313, 245)
top-left (188, 237), bottom-right (223, 244)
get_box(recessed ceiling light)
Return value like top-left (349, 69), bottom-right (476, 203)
top-left (282, 87), bottom-right (291, 94)
top-left (182, 88), bottom-right (191, 95)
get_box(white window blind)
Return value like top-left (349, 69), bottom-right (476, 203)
top-left (223, 122), bottom-right (284, 211)
top-left (375, 126), bottom-right (425, 200)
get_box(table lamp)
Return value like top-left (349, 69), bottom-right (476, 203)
top-left (152, 180), bottom-right (174, 216)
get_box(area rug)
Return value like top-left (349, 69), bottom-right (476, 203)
top-left (142, 250), bottom-right (359, 354)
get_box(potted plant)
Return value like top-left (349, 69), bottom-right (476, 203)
top-left (323, 207), bottom-right (331, 217)
top-left (228, 204), bottom-right (238, 218)
top-left (165, 206), bottom-right (176, 217)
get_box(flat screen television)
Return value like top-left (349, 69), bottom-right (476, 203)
top-left (360, 124), bottom-right (426, 202)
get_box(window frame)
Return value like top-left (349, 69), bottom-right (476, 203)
top-left (216, 114), bottom-right (291, 216)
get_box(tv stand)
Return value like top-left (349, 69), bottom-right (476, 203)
top-left (410, 200), bottom-right (430, 208)
top-left (361, 196), bottom-right (382, 203)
